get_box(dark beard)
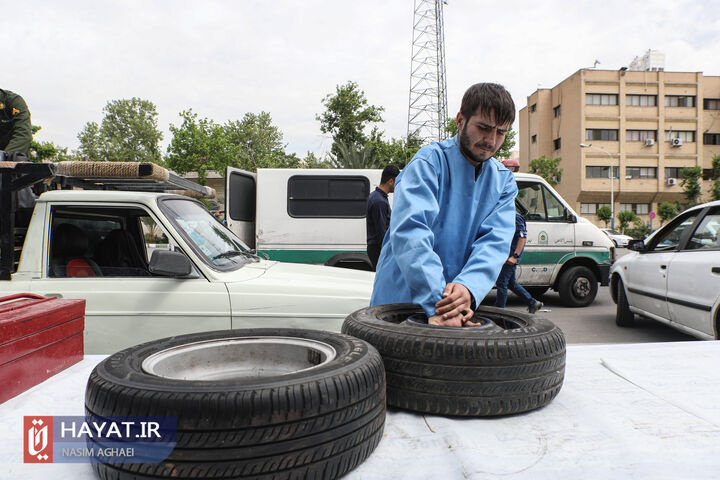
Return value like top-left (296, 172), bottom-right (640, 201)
top-left (459, 122), bottom-right (493, 164)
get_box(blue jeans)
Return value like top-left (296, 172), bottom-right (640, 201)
top-left (494, 263), bottom-right (535, 308)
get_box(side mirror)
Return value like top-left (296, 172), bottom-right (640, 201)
top-left (149, 250), bottom-right (194, 277)
top-left (566, 209), bottom-right (578, 223)
top-left (628, 239), bottom-right (646, 252)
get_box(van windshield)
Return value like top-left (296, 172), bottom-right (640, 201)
top-left (161, 198), bottom-right (257, 270)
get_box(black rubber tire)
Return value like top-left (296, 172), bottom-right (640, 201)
top-left (558, 265), bottom-right (598, 307)
top-left (342, 304), bottom-right (565, 417)
top-left (615, 279), bottom-right (636, 327)
top-left (524, 286), bottom-right (550, 298)
top-left (85, 329), bottom-right (386, 480)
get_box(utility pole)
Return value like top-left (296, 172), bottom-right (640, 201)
top-left (407, 0), bottom-right (448, 144)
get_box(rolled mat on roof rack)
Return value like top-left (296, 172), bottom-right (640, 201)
top-left (54, 161), bottom-right (169, 182)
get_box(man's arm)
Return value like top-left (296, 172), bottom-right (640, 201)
top-left (4, 94), bottom-right (32, 155)
top-left (387, 157), bottom-right (446, 317)
top-left (368, 200), bottom-right (390, 241)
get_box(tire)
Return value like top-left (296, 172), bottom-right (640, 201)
top-left (342, 304), bottom-right (565, 417)
top-left (85, 329), bottom-right (386, 480)
top-left (524, 286), bottom-right (550, 298)
top-left (615, 279), bottom-right (636, 327)
top-left (558, 265), bottom-right (598, 307)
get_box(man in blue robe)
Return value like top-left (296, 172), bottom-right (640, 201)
top-left (370, 83), bottom-right (517, 327)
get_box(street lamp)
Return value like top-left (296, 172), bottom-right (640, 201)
top-left (580, 143), bottom-right (615, 229)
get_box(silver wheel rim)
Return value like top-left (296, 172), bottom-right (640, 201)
top-left (573, 276), bottom-right (591, 298)
top-left (142, 337), bottom-right (337, 381)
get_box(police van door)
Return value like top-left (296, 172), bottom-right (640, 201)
top-left (515, 180), bottom-right (575, 284)
top-left (225, 167), bottom-right (257, 248)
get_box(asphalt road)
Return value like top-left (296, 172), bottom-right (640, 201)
top-left (480, 248), bottom-right (699, 345)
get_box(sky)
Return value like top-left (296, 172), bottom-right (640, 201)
top-left (4, 0), bottom-right (720, 159)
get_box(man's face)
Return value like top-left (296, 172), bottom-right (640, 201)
top-left (456, 110), bottom-right (510, 164)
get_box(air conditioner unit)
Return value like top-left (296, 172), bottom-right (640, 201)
top-left (644, 138), bottom-right (655, 147)
top-left (667, 178), bottom-right (677, 186)
top-left (671, 138), bottom-right (683, 147)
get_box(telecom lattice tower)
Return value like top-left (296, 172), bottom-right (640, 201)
top-left (407, 0), bottom-right (448, 144)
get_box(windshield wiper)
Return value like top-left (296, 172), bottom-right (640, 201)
top-left (214, 250), bottom-right (247, 260)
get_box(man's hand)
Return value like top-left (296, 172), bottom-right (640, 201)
top-left (434, 283), bottom-right (473, 325)
top-left (505, 256), bottom-right (518, 266)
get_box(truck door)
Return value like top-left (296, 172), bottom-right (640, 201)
top-left (225, 167), bottom-right (257, 248)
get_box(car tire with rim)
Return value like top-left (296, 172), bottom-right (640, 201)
top-left (342, 304), bottom-right (566, 417)
top-left (558, 265), bottom-right (598, 307)
top-left (615, 279), bottom-right (635, 327)
top-left (85, 329), bottom-right (386, 480)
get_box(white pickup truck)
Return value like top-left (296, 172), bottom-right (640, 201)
top-left (0, 161), bottom-right (373, 354)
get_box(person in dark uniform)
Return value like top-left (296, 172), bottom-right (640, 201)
top-left (366, 165), bottom-right (400, 270)
top-left (0, 88), bottom-right (32, 156)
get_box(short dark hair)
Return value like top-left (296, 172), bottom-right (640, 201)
top-left (460, 83), bottom-right (516, 127)
top-left (381, 165), bottom-right (400, 184)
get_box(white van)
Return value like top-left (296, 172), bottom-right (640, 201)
top-left (225, 168), bottom-right (614, 306)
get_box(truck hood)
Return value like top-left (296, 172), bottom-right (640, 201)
top-left (225, 261), bottom-right (374, 324)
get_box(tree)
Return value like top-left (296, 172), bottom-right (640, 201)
top-left (657, 202), bottom-right (678, 225)
top-left (78, 98), bottom-right (163, 164)
top-left (596, 205), bottom-right (612, 227)
top-left (327, 140), bottom-right (379, 169)
top-left (223, 112), bottom-right (299, 171)
top-left (444, 118), bottom-right (517, 159)
top-left (617, 210), bottom-right (638, 234)
top-left (316, 81), bottom-right (384, 158)
top-left (29, 125), bottom-right (69, 162)
top-left (529, 155), bottom-right (563, 186)
top-left (366, 128), bottom-right (423, 169)
top-left (165, 110), bottom-right (232, 185)
top-left (712, 155), bottom-right (720, 201)
top-left (680, 166), bottom-right (702, 206)
top-left (626, 218), bottom-right (651, 239)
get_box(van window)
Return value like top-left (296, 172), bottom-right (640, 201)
top-left (287, 176), bottom-right (370, 218)
top-left (228, 172), bottom-right (256, 222)
top-left (517, 182), bottom-right (567, 222)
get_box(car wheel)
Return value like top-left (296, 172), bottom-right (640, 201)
top-left (558, 265), bottom-right (598, 307)
top-left (616, 279), bottom-right (635, 327)
top-left (85, 329), bottom-right (386, 480)
top-left (342, 304), bottom-right (566, 417)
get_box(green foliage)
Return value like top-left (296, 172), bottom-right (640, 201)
top-left (328, 141), bottom-right (380, 169)
top-left (596, 205), bottom-right (612, 227)
top-left (316, 81), bottom-right (384, 157)
top-left (529, 155), bottom-right (563, 186)
top-left (657, 202), bottom-right (678, 225)
top-left (78, 98), bottom-right (163, 164)
top-left (224, 112), bottom-right (299, 171)
top-left (444, 118), bottom-right (517, 160)
top-left (712, 155), bottom-right (720, 201)
top-left (626, 218), bottom-right (652, 239)
top-left (617, 210), bottom-right (638, 234)
top-left (29, 125), bottom-right (69, 162)
top-left (680, 166), bottom-right (702, 206)
top-left (302, 151), bottom-right (333, 169)
top-left (366, 128), bottom-right (423, 169)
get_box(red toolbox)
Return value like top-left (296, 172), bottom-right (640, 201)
top-left (0, 293), bottom-right (85, 404)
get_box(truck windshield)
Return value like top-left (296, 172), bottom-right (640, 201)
top-left (161, 198), bottom-right (256, 269)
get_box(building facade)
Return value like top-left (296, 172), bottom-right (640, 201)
top-left (519, 68), bottom-right (720, 227)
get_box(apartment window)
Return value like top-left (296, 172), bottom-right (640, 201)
top-left (586, 93), bottom-right (618, 106)
top-left (580, 203), bottom-right (611, 214)
top-left (531, 134), bottom-right (537, 143)
top-left (664, 131), bottom-right (696, 142)
top-left (530, 104), bottom-right (537, 112)
top-left (626, 94), bottom-right (657, 107)
top-left (553, 138), bottom-right (561, 150)
top-left (704, 99), bottom-right (720, 110)
top-left (620, 203), bottom-right (650, 215)
top-left (553, 105), bottom-right (561, 117)
top-left (665, 167), bottom-right (687, 179)
top-left (704, 133), bottom-right (720, 145)
top-left (287, 175), bottom-right (369, 218)
top-left (626, 167), bottom-right (657, 179)
top-left (586, 129), bottom-right (618, 141)
top-left (586, 166), bottom-right (619, 178)
top-left (665, 95), bottom-right (696, 107)
top-left (626, 130), bottom-right (657, 142)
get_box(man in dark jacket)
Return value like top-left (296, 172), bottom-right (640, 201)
top-left (366, 165), bottom-right (400, 270)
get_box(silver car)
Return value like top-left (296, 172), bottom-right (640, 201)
top-left (601, 228), bottom-right (633, 247)
top-left (610, 200), bottom-right (720, 340)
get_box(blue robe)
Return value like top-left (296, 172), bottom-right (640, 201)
top-left (370, 136), bottom-right (517, 316)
